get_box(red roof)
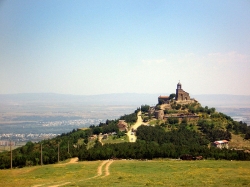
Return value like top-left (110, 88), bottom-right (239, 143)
top-left (158, 96), bottom-right (169, 99)
top-left (214, 140), bottom-right (228, 144)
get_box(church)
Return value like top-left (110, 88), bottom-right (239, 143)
top-left (158, 81), bottom-right (191, 103)
top-left (175, 81), bottom-right (190, 101)
top-left (155, 81), bottom-right (197, 120)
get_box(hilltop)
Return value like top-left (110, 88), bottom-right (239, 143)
top-left (1, 83), bottom-right (250, 169)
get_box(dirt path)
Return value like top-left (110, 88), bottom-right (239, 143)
top-left (101, 160), bottom-right (113, 177)
top-left (68, 157), bottom-right (78, 164)
top-left (98, 134), bottom-right (104, 145)
top-left (33, 158), bottom-right (114, 186)
top-left (127, 111), bottom-right (145, 142)
top-left (77, 159), bottom-right (114, 183)
top-left (48, 182), bottom-right (71, 187)
top-left (92, 160), bottom-right (113, 178)
top-left (96, 160), bottom-right (109, 177)
top-left (46, 160), bottom-right (114, 187)
top-left (33, 158), bottom-right (78, 187)
top-left (56, 157), bottom-right (78, 166)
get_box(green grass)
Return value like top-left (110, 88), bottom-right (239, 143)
top-left (1, 159), bottom-right (250, 187)
top-left (102, 135), bottom-right (128, 144)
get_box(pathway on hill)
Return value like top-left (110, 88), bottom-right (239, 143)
top-left (98, 134), bottom-right (104, 145)
top-left (127, 111), bottom-right (146, 142)
top-left (57, 157), bottom-right (78, 165)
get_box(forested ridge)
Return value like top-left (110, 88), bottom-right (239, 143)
top-left (1, 102), bottom-right (250, 169)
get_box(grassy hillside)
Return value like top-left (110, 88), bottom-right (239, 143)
top-left (229, 134), bottom-right (250, 150)
top-left (1, 101), bottom-right (250, 169)
top-left (0, 159), bottom-right (250, 187)
top-left (144, 101), bottom-right (250, 143)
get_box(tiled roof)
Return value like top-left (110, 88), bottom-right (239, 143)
top-left (158, 96), bottom-right (169, 99)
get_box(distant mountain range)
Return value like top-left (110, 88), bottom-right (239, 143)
top-left (0, 93), bottom-right (250, 108)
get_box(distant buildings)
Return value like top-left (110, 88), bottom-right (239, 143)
top-left (117, 120), bottom-right (128, 131)
top-left (0, 140), bottom-right (15, 146)
top-left (158, 96), bottom-right (170, 104)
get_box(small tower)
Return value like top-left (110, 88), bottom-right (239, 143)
top-left (177, 81), bottom-right (182, 90)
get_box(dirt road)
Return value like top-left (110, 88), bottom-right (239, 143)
top-left (127, 111), bottom-right (145, 142)
top-left (37, 160), bottom-right (114, 187)
top-left (85, 160), bottom-right (113, 180)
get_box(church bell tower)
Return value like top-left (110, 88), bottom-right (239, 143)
top-left (175, 81), bottom-right (190, 101)
top-left (177, 81), bottom-right (182, 90)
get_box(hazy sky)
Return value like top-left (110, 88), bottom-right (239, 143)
top-left (1, 0), bottom-right (250, 95)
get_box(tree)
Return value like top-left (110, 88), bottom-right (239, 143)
top-left (158, 99), bottom-right (165, 105)
top-left (245, 131), bottom-right (250, 140)
top-left (169, 93), bottom-right (176, 100)
top-left (167, 117), bottom-right (179, 125)
top-left (93, 127), bottom-right (102, 135)
top-left (176, 104), bottom-right (181, 110)
top-left (141, 105), bottom-right (150, 113)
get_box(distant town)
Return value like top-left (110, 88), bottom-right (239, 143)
top-left (0, 118), bottom-right (104, 144)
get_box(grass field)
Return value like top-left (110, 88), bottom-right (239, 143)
top-left (102, 135), bottom-right (128, 144)
top-left (0, 159), bottom-right (250, 187)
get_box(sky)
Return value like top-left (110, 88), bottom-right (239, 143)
top-left (0, 0), bottom-right (250, 96)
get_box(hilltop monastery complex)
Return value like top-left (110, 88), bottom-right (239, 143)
top-left (155, 81), bottom-right (197, 120)
top-left (158, 81), bottom-right (192, 104)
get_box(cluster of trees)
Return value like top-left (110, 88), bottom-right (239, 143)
top-left (136, 126), bottom-right (209, 146)
top-left (188, 104), bottom-right (216, 114)
top-left (0, 128), bottom-right (91, 169)
top-left (141, 105), bottom-right (150, 113)
top-left (171, 103), bottom-right (182, 110)
top-left (197, 119), bottom-right (232, 141)
top-left (90, 120), bottom-right (119, 135)
top-left (76, 125), bottom-right (250, 161)
top-left (203, 111), bottom-right (250, 140)
top-left (119, 112), bottom-right (138, 123)
top-left (167, 117), bottom-right (179, 125)
top-left (78, 141), bottom-right (200, 160)
top-left (226, 120), bottom-right (250, 139)
top-left (77, 141), bottom-right (250, 161)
